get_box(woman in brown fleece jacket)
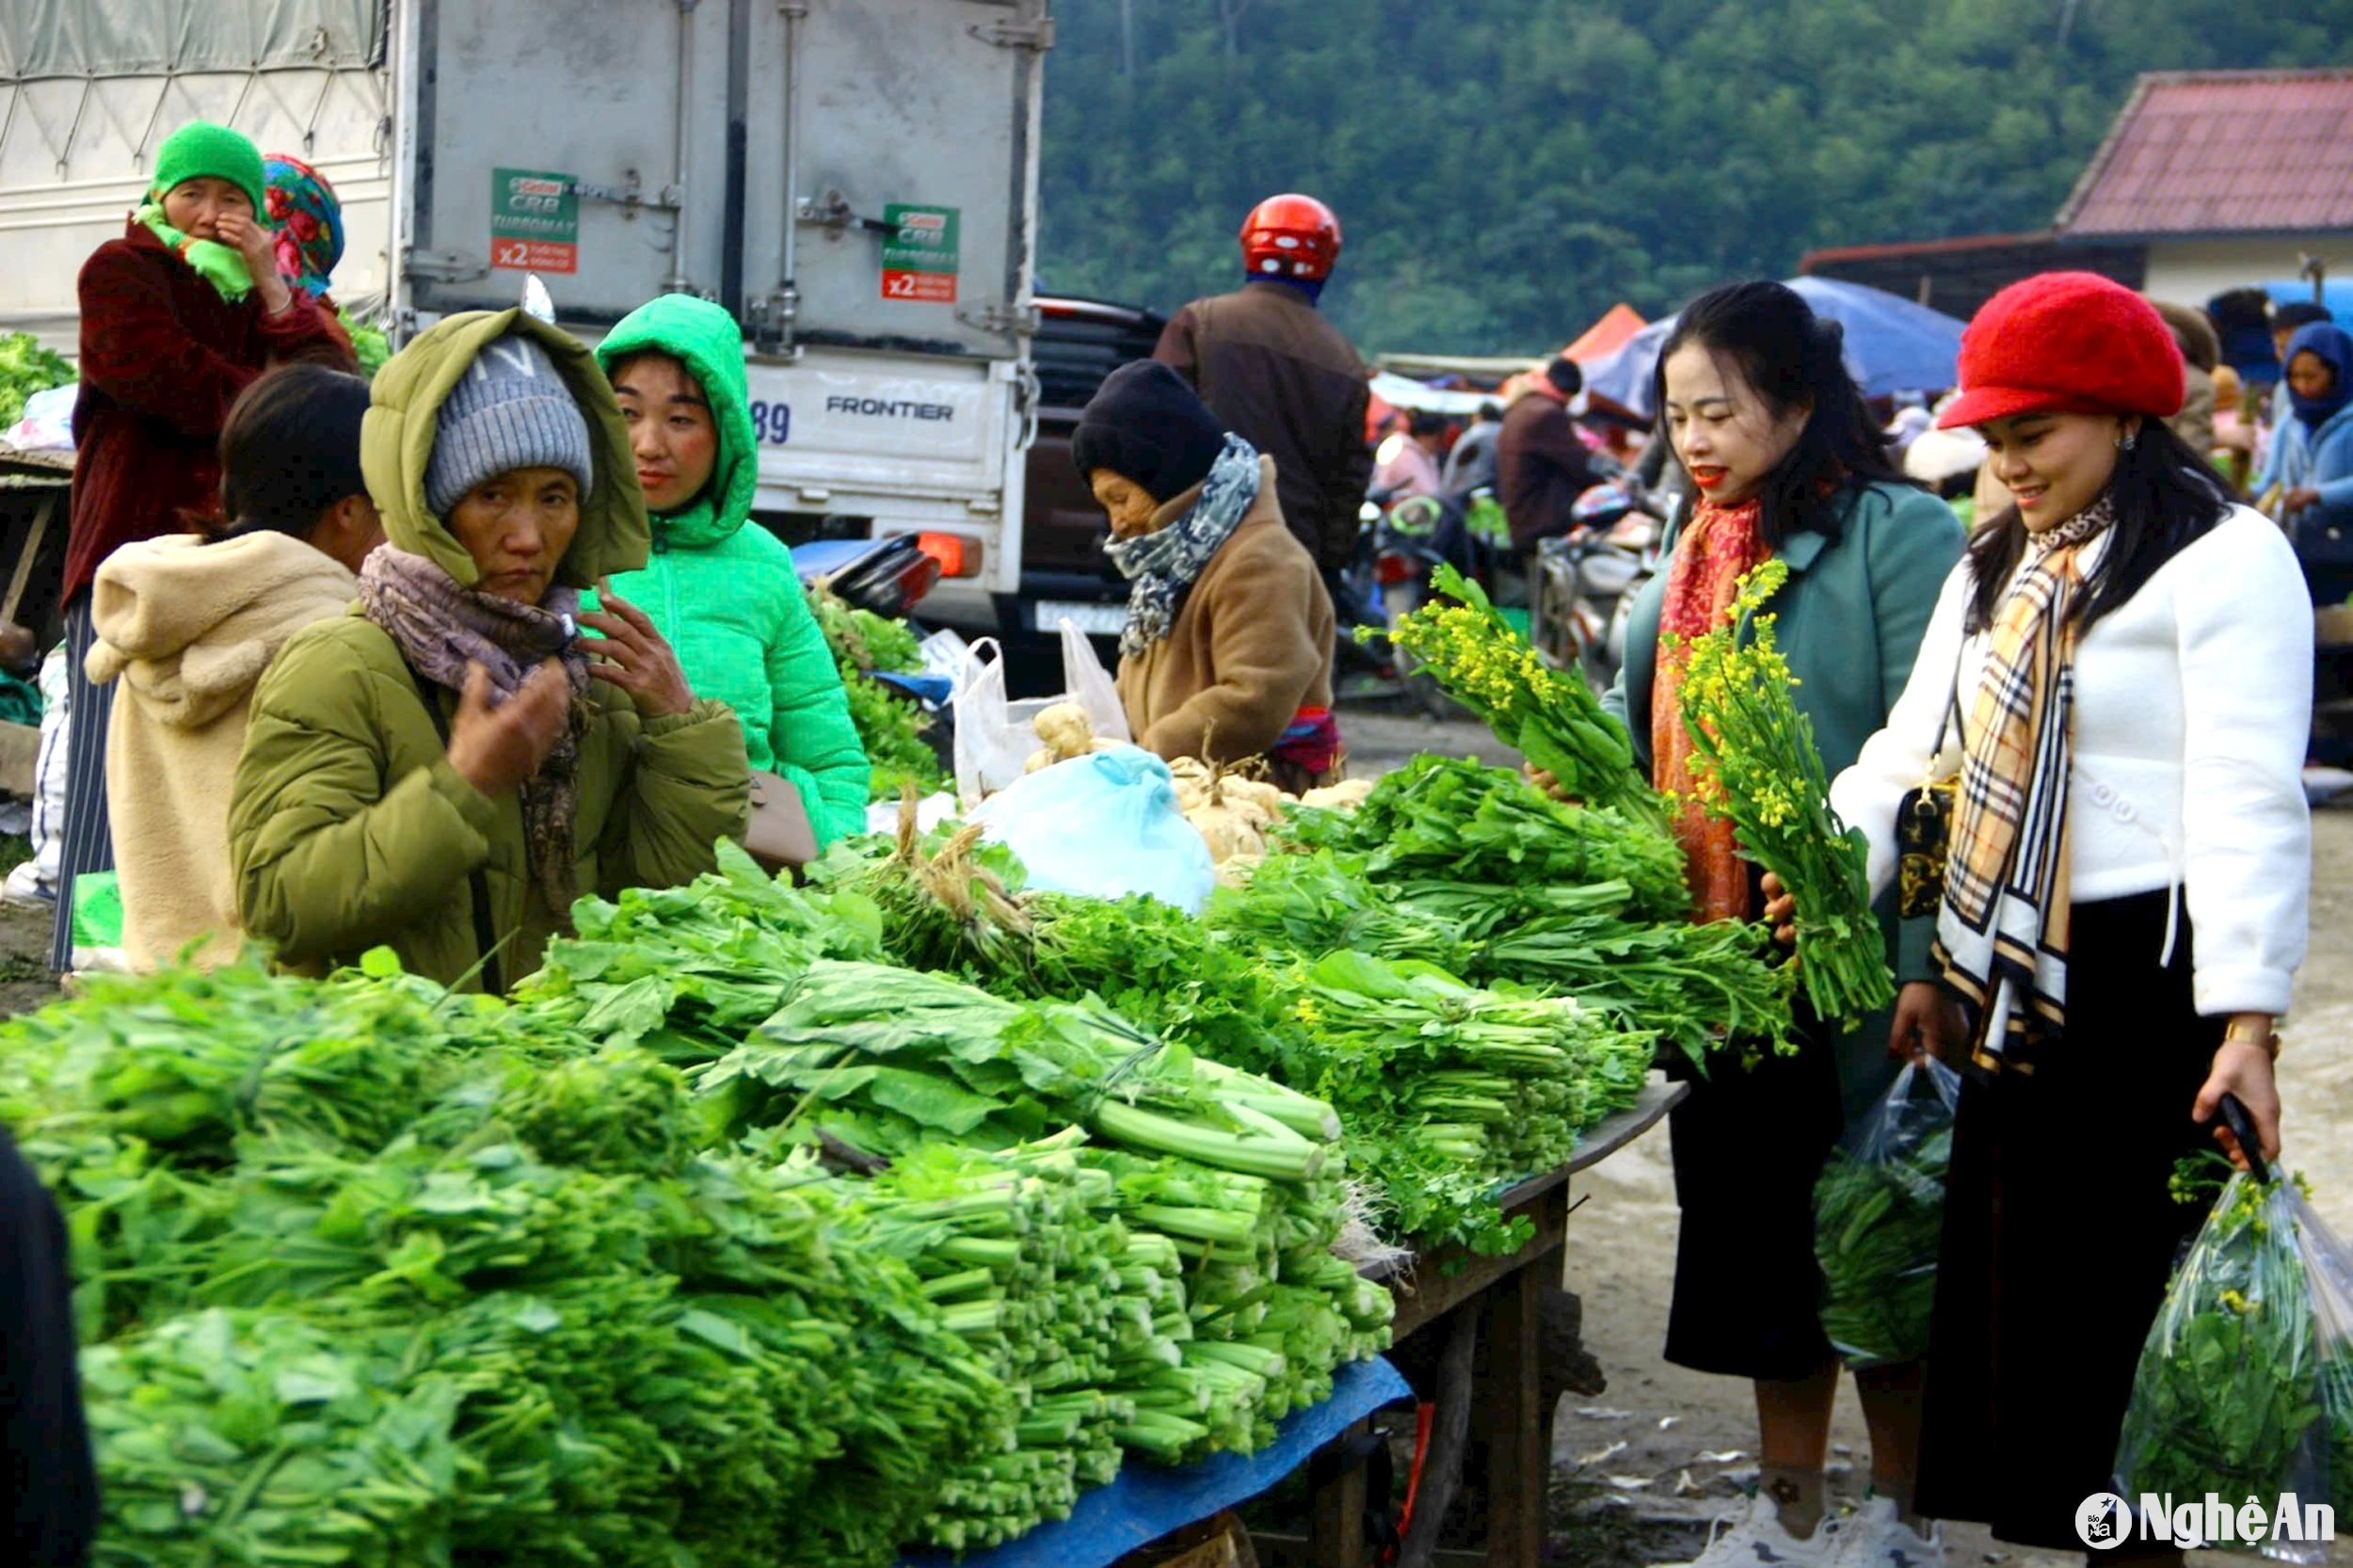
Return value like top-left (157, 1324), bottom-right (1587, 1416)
top-left (1074, 360), bottom-right (1338, 788)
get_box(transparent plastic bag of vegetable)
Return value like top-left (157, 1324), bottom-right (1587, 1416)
top-left (2294, 1196), bottom-right (2353, 1524)
top-left (2113, 1144), bottom-right (2329, 1564)
top-left (1812, 1054), bottom-right (1961, 1368)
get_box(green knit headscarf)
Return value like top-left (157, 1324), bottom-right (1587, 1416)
top-left (137, 121), bottom-right (269, 303)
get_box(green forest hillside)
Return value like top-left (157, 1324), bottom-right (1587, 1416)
top-left (1037, 0), bottom-right (2353, 354)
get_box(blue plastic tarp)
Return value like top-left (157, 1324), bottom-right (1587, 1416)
top-left (899, 1356), bottom-right (1413, 1568)
top-left (1584, 278), bottom-right (1967, 419)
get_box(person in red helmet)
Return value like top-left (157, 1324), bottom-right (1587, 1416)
top-left (1153, 194), bottom-right (1372, 580)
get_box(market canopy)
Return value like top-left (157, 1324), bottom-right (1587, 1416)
top-left (1563, 303), bottom-right (1648, 365)
top-left (1582, 279), bottom-right (1966, 419)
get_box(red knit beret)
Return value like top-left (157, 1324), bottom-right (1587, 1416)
top-left (1937, 271), bottom-right (2185, 429)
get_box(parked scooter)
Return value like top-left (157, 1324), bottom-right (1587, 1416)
top-left (793, 533), bottom-right (956, 753)
top-left (1530, 478), bottom-right (1667, 693)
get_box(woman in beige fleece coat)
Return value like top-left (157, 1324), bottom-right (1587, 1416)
top-left (91, 364), bottom-right (383, 967)
top-left (1075, 360), bottom-right (1339, 788)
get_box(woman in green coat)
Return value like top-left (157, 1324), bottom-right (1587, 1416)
top-left (1563, 284), bottom-right (1964, 1568)
top-left (229, 309), bottom-right (750, 992)
top-left (595, 295), bottom-right (869, 847)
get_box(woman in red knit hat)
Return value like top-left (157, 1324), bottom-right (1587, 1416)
top-left (1827, 272), bottom-right (2311, 1553)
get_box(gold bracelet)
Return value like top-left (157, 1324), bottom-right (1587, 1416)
top-left (2224, 1021), bottom-right (2282, 1060)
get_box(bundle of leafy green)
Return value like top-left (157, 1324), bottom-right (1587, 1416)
top-left (1812, 1057), bottom-right (1960, 1367)
top-left (1275, 754), bottom-right (1689, 922)
top-left (810, 584), bottom-right (949, 800)
top-left (2115, 1166), bottom-right (2329, 1507)
top-left (518, 840), bottom-right (881, 1064)
top-left (0, 330), bottom-right (72, 426)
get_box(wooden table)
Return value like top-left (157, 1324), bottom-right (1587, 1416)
top-left (1271, 1079), bottom-right (1689, 1568)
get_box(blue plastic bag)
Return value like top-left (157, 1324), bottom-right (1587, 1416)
top-left (973, 745), bottom-right (1215, 913)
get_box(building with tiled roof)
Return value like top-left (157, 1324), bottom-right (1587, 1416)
top-left (2055, 69), bottom-right (2353, 308)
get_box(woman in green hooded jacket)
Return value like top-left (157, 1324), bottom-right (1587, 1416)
top-left (594, 296), bottom-right (869, 847)
top-left (228, 309), bottom-right (749, 992)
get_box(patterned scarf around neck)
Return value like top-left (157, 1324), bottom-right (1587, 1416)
top-left (1104, 434), bottom-right (1262, 659)
top-left (357, 547), bottom-right (592, 922)
top-left (1932, 492), bottom-right (2118, 1064)
top-left (134, 202), bottom-right (254, 304)
top-left (1655, 497), bottom-right (1771, 924)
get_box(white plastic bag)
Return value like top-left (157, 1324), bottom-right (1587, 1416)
top-left (973, 744), bottom-right (1214, 913)
top-left (4, 383), bottom-right (76, 452)
top-left (4, 643), bottom-right (68, 903)
top-left (951, 621), bottom-right (1129, 803)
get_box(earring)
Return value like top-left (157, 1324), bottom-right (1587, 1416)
top-left (2117, 431), bottom-right (2137, 452)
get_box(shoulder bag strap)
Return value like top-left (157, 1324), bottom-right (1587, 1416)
top-left (403, 664), bottom-right (504, 997)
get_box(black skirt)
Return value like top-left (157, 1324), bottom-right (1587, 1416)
top-left (1914, 890), bottom-right (2222, 1550)
top-left (1660, 1000), bottom-right (1899, 1381)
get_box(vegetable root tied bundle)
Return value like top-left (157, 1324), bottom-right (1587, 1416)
top-left (1673, 559), bottom-right (1893, 1026)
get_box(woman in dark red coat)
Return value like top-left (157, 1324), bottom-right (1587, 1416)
top-left (56, 120), bottom-right (351, 969)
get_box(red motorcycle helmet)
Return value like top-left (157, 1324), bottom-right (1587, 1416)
top-left (1241, 194), bottom-right (1342, 282)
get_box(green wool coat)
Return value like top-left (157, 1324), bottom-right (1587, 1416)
top-left (595, 295), bottom-right (870, 848)
top-left (229, 309), bottom-right (751, 991)
top-left (1604, 480), bottom-right (1963, 1116)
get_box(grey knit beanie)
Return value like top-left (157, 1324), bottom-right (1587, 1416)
top-left (424, 333), bottom-right (595, 518)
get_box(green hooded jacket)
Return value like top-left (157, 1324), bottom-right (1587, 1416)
top-left (228, 308), bottom-right (751, 990)
top-left (594, 295), bottom-right (870, 847)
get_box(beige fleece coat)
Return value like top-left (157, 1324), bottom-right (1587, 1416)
top-left (88, 532), bottom-right (357, 968)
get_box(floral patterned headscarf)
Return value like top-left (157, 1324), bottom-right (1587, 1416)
top-left (263, 153), bottom-right (344, 298)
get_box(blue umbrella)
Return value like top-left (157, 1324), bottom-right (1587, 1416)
top-left (1582, 278), bottom-right (1967, 420)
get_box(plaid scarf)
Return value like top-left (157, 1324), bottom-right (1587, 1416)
top-left (1104, 435), bottom-right (1261, 659)
top-left (1932, 494), bottom-right (2117, 1062)
top-left (1654, 497), bottom-right (1770, 924)
top-left (357, 547), bottom-right (592, 922)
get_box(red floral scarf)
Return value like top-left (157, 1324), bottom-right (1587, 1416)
top-left (1654, 498), bottom-right (1770, 923)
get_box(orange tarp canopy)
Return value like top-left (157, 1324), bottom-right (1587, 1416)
top-left (1564, 303), bottom-right (1647, 364)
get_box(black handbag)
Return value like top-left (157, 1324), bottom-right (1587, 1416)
top-left (1895, 673), bottom-right (1962, 921)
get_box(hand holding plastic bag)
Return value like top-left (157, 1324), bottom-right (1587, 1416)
top-left (2113, 1116), bottom-right (2329, 1563)
top-left (1812, 1055), bottom-right (1960, 1368)
top-left (973, 744), bottom-right (1214, 914)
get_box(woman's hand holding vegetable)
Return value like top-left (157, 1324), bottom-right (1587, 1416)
top-left (1759, 870), bottom-right (1798, 948)
top-left (2192, 1016), bottom-right (2282, 1171)
top-left (447, 660), bottom-right (570, 797)
top-left (211, 211), bottom-right (294, 315)
top-left (582, 582), bottom-right (693, 719)
top-left (1522, 763), bottom-right (1580, 806)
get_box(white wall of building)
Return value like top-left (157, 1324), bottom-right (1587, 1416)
top-left (2140, 235), bottom-right (2353, 309)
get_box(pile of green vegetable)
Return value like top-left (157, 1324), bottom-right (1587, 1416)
top-left (3, 957), bottom-right (1007, 1568)
top-left (0, 330), bottom-right (72, 428)
top-left (811, 584), bottom-right (949, 800)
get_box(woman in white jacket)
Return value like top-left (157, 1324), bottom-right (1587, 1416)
top-left (1821, 273), bottom-right (2311, 1554)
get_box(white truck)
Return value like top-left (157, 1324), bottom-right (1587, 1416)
top-left (0, 0), bottom-right (1053, 631)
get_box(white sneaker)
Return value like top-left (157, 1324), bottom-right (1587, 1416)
top-left (1661, 1493), bottom-right (1841, 1568)
top-left (1829, 1496), bottom-right (1945, 1568)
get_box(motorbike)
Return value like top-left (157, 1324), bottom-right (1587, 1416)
top-left (1530, 477), bottom-right (1668, 694)
top-left (793, 533), bottom-right (957, 755)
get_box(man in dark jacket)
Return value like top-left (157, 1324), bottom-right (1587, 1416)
top-left (1153, 194), bottom-right (1371, 576)
top-left (2, 1128), bottom-right (97, 1565)
top-left (1497, 357), bottom-right (1604, 551)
